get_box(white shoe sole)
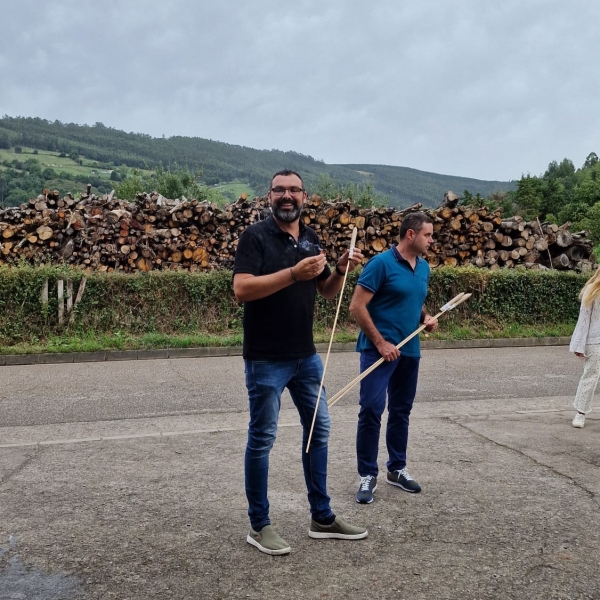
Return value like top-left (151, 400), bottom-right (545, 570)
top-left (356, 483), bottom-right (378, 504)
top-left (246, 534), bottom-right (291, 555)
top-left (572, 422), bottom-right (585, 428)
top-left (386, 478), bottom-right (421, 493)
top-left (308, 529), bottom-right (368, 540)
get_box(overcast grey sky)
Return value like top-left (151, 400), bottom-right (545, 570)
top-left (2, 0), bottom-right (599, 181)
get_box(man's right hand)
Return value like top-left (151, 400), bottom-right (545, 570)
top-left (376, 340), bottom-right (400, 362)
top-left (292, 255), bottom-right (327, 281)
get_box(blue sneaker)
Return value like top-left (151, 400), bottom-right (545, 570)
top-left (386, 468), bottom-right (421, 493)
top-left (356, 475), bottom-right (377, 504)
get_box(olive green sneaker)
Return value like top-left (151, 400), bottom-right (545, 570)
top-left (246, 525), bottom-right (291, 555)
top-left (308, 516), bottom-right (368, 540)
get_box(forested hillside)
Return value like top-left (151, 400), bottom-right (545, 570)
top-left (0, 116), bottom-right (514, 208)
top-left (487, 153), bottom-right (600, 246)
top-left (339, 163), bottom-right (512, 209)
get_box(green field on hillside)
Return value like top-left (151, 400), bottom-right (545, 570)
top-left (0, 147), bottom-right (114, 179)
top-left (213, 180), bottom-right (256, 201)
top-left (0, 147), bottom-right (155, 180)
top-left (0, 146), bottom-right (160, 204)
top-left (0, 148), bottom-right (118, 204)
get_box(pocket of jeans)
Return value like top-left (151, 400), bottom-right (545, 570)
top-left (246, 360), bottom-right (271, 377)
top-left (245, 360), bottom-right (269, 387)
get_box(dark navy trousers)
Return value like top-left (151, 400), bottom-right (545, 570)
top-left (356, 349), bottom-right (420, 477)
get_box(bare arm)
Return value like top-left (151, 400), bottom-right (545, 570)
top-left (349, 284), bottom-right (400, 362)
top-left (233, 270), bottom-right (295, 302)
top-left (316, 270), bottom-right (344, 301)
top-left (234, 254), bottom-right (329, 302)
top-left (316, 248), bottom-right (364, 301)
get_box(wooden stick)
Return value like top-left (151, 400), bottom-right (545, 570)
top-left (73, 276), bottom-right (87, 304)
top-left (327, 293), bottom-right (471, 409)
top-left (306, 227), bottom-right (358, 452)
top-left (57, 279), bottom-right (64, 325)
top-left (66, 279), bottom-right (73, 317)
top-left (68, 277), bottom-right (87, 323)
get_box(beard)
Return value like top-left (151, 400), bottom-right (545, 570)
top-left (271, 199), bottom-right (301, 223)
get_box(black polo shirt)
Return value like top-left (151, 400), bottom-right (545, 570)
top-left (233, 215), bottom-right (331, 360)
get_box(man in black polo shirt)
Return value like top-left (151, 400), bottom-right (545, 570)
top-left (233, 169), bottom-right (367, 555)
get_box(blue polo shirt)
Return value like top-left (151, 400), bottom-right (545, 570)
top-left (356, 246), bottom-right (430, 358)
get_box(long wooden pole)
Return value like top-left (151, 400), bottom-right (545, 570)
top-left (306, 227), bottom-right (359, 452)
top-left (327, 293), bottom-right (471, 409)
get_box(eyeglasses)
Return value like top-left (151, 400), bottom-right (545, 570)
top-left (269, 186), bottom-right (305, 197)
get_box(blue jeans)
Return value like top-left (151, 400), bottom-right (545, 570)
top-left (356, 349), bottom-right (420, 477)
top-left (244, 353), bottom-right (333, 530)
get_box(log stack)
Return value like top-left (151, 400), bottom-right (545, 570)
top-left (428, 202), bottom-right (596, 272)
top-left (0, 188), bottom-right (596, 273)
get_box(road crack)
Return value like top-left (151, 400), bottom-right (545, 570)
top-left (444, 416), bottom-right (600, 511)
top-left (0, 445), bottom-right (46, 485)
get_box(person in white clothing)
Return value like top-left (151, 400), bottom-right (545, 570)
top-left (569, 268), bottom-right (600, 428)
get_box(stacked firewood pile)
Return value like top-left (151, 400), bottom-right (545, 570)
top-left (0, 187), bottom-right (596, 272)
top-left (427, 192), bottom-right (597, 271)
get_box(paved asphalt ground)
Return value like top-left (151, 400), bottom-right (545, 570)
top-left (0, 345), bottom-right (599, 599)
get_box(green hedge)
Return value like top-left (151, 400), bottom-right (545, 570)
top-left (0, 265), bottom-right (588, 345)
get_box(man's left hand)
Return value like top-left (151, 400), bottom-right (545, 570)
top-left (336, 248), bottom-right (363, 274)
top-left (423, 314), bottom-right (438, 332)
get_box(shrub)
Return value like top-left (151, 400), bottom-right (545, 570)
top-left (0, 266), bottom-right (586, 346)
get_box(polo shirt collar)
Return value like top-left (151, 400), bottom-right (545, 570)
top-left (391, 244), bottom-right (423, 268)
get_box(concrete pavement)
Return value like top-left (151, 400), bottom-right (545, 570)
top-left (0, 346), bottom-right (599, 599)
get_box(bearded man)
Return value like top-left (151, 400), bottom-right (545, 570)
top-left (233, 169), bottom-right (367, 555)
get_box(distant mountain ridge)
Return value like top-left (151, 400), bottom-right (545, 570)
top-left (336, 163), bottom-right (514, 208)
top-left (0, 116), bottom-right (515, 207)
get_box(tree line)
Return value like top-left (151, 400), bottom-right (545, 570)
top-left (0, 116), bottom-right (350, 195)
top-left (0, 116), bottom-right (513, 208)
top-left (461, 153), bottom-right (600, 246)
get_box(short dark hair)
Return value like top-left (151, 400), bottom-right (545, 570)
top-left (399, 211), bottom-right (433, 239)
top-left (270, 169), bottom-right (304, 190)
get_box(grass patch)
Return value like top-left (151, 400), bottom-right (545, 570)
top-left (212, 180), bottom-right (255, 201)
top-left (0, 331), bottom-right (245, 355)
top-left (422, 322), bottom-right (574, 341)
top-left (0, 323), bottom-right (574, 355)
top-left (0, 147), bottom-right (152, 181)
top-left (0, 147), bottom-right (94, 172)
top-left (314, 326), bottom-right (360, 344)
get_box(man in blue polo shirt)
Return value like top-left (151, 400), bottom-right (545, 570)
top-left (349, 212), bottom-right (438, 504)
